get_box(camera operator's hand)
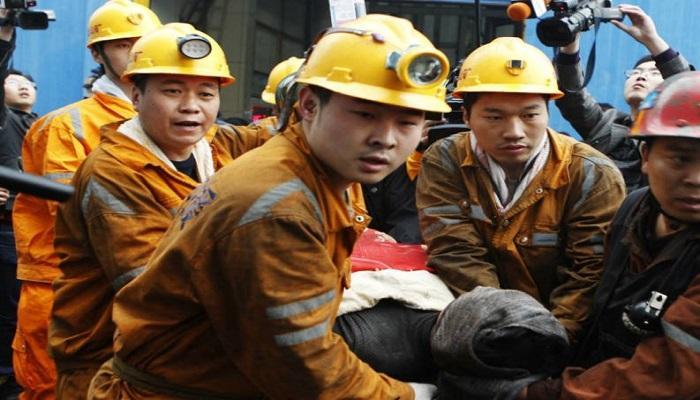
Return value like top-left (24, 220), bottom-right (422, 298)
top-left (559, 33), bottom-right (580, 55)
top-left (0, 9), bottom-right (14, 41)
top-left (611, 4), bottom-right (669, 56)
top-left (0, 187), bottom-right (9, 206)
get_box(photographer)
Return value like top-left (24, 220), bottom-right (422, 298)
top-left (0, 9), bottom-right (35, 398)
top-left (553, 4), bottom-right (690, 193)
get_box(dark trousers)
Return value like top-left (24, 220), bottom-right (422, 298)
top-left (333, 299), bottom-right (439, 383)
top-left (0, 221), bottom-right (18, 374)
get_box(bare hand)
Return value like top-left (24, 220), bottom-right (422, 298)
top-left (0, 9), bottom-right (13, 41)
top-left (0, 187), bottom-right (10, 206)
top-left (610, 4), bottom-right (669, 55)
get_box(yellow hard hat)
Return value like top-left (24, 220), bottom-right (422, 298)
top-left (262, 57), bottom-right (305, 104)
top-left (121, 23), bottom-right (235, 87)
top-left (454, 37), bottom-right (563, 99)
top-left (296, 14), bottom-right (450, 113)
top-left (87, 0), bottom-right (162, 48)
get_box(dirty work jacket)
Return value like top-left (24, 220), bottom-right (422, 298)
top-left (13, 93), bottom-right (135, 284)
top-left (49, 122), bottom-right (270, 375)
top-left (557, 191), bottom-right (700, 399)
top-left (91, 121), bottom-right (414, 399)
top-left (416, 129), bottom-right (625, 340)
top-left (554, 50), bottom-right (690, 193)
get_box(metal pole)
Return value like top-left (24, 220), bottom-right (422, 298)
top-left (475, 0), bottom-right (482, 46)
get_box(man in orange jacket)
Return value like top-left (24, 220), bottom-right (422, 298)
top-left (89, 14), bottom-right (449, 400)
top-left (11, 2), bottom-right (161, 399)
top-left (49, 23), bottom-right (270, 400)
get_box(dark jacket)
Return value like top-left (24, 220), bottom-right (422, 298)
top-left (363, 164), bottom-right (422, 244)
top-left (552, 189), bottom-right (700, 399)
top-left (0, 33), bottom-right (37, 212)
top-left (554, 49), bottom-right (690, 193)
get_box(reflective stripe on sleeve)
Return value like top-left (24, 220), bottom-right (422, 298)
top-left (273, 320), bottom-right (328, 347)
top-left (112, 266), bottom-right (145, 291)
top-left (68, 107), bottom-right (85, 142)
top-left (662, 320), bottom-right (700, 353)
top-left (424, 204), bottom-right (462, 216)
top-left (236, 178), bottom-right (322, 228)
top-left (81, 177), bottom-right (136, 216)
top-left (265, 289), bottom-right (335, 320)
top-left (44, 172), bottom-right (74, 182)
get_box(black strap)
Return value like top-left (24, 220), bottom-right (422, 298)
top-left (112, 356), bottom-right (240, 400)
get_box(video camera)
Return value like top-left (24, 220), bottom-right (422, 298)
top-left (0, 0), bottom-right (55, 30)
top-left (506, 1), bottom-right (623, 47)
top-left (537, 0), bottom-right (623, 46)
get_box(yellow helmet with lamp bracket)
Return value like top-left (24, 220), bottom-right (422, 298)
top-left (87, 0), bottom-right (162, 48)
top-left (121, 23), bottom-right (235, 87)
top-left (295, 14), bottom-right (451, 113)
top-left (454, 36), bottom-right (563, 99)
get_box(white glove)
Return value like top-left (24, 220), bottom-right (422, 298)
top-left (408, 382), bottom-right (438, 400)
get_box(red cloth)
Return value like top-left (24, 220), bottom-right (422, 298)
top-left (350, 229), bottom-right (433, 273)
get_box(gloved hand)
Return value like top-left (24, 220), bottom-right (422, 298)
top-left (409, 382), bottom-right (438, 400)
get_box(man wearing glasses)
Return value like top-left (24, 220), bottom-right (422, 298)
top-left (553, 4), bottom-right (690, 193)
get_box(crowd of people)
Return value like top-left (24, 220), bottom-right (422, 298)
top-left (0, 1), bottom-right (697, 399)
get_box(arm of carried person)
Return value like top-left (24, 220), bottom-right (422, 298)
top-left (549, 152), bottom-right (625, 341)
top-left (75, 168), bottom-right (176, 291)
top-left (556, 274), bottom-right (700, 399)
top-left (416, 135), bottom-right (500, 294)
top-left (201, 215), bottom-right (414, 399)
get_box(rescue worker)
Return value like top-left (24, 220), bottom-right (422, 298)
top-left (416, 37), bottom-right (626, 342)
top-left (89, 14), bottom-right (449, 399)
top-left (554, 4), bottom-right (691, 192)
top-left (520, 71), bottom-right (700, 400)
top-left (253, 56), bottom-right (305, 137)
top-left (10, 2), bottom-right (161, 398)
top-left (49, 23), bottom-right (270, 399)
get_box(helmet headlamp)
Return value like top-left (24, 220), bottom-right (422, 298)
top-left (388, 47), bottom-right (448, 88)
top-left (178, 34), bottom-right (211, 59)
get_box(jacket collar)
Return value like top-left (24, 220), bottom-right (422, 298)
top-left (461, 128), bottom-right (572, 190)
top-left (281, 120), bottom-right (369, 235)
top-left (92, 92), bottom-right (135, 120)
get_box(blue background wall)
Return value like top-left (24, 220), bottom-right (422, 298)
top-left (11, 0), bottom-right (103, 116)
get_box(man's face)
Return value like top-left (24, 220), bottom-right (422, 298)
top-left (4, 74), bottom-right (36, 112)
top-left (624, 61), bottom-right (663, 108)
top-left (132, 74), bottom-right (220, 161)
top-left (465, 92), bottom-right (548, 177)
top-left (642, 137), bottom-right (700, 224)
top-left (299, 87), bottom-right (425, 192)
top-left (92, 38), bottom-right (138, 79)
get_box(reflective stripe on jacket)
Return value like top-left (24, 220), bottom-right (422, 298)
top-left (91, 121), bottom-right (413, 399)
top-left (49, 122), bottom-right (270, 374)
top-left (13, 93), bottom-right (135, 283)
top-left (416, 129), bottom-right (625, 340)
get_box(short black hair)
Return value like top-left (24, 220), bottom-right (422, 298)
top-left (131, 74), bottom-right (150, 93)
top-left (634, 55), bottom-right (654, 68)
top-left (6, 68), bottom-right (35, 85)
top-left (308, 85), bottom-right (332, 106)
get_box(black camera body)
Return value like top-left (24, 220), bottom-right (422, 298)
top-left (0, 0), bottom-right (54, 30)
top-left (537, 0), bottom-right (623, 47)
